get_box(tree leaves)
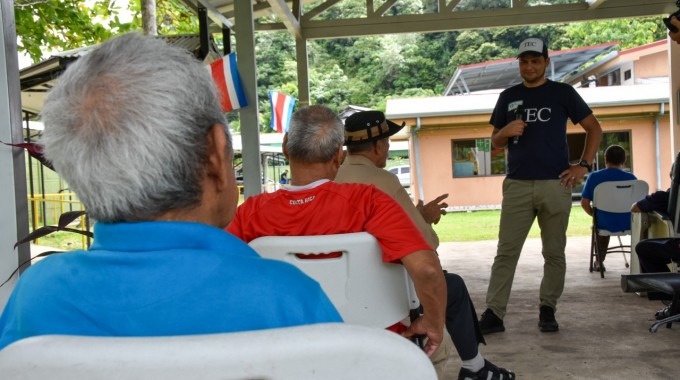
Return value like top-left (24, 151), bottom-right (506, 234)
top-left (562, 17), bottom-right (666, 49)
top-left (14, 0), bottom-right (670, 127)
top-left (15, 0), bottom-right (135, 63)
top-left (14, 0), bottom-right (195, 64)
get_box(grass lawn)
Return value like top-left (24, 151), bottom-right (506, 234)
top-left (33, 231), bottom-right (91, 251)
top-left (32, 206), bottom-right (593, 250)
top-left (433, 205), bottom-right (592, 242)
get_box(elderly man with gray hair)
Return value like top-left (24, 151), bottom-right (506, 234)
top-left (227, 104), bottom-right (448, 370)
top-left (0, 33), bottom-right (341, 350)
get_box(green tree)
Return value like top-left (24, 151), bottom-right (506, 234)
top-left (561, 17), bottom-right (666, 49)
top-left (154, 0), bottom-right (197, 35)
top-left (15, 0), bottom-right (197, 64)
top-left (15, 0), bottom-right (136, 62)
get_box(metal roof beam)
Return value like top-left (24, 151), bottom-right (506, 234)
top-left (587, 0), bottom-right (608, 10)
top-left (303, 0), bottom-right (342, 21)
top-left (267, 0), bottom-right (301, 38)
top-left (219, 2), bottom-right (269, 17)
top-left (370, 0), bottom-right (397, 18)
top-left (193, 0), bottom-right (234, 29)
top-left (444, 1), bottom-right (462, 13)
top-left (296, 2), bottom-right (674, 39)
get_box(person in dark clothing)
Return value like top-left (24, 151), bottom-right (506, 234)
top-left (631, 190), bottom-right (669, 214)
top-left (636, 238), bottom-right (680, 274)
top-left (635, 238), bottom-right (680, 320)
top-left (632, 169), bottom-right (677, 320)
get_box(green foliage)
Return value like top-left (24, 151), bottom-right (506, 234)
top-left (15, 0), bottom-right (197, 64)
top-left (156, 0), bottom-right (198, 34)
top-left (15, 0), bottom-right (136, 63)
top-left (14, 0), bottom-right (671, 124)
top-left (562, 17), bottom-right (666, 49)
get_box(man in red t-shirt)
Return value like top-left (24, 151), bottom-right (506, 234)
top-left (228, 105), bottom-right (446, 359)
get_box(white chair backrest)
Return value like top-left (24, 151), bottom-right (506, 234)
top-left (248, 232), bottom-right (419, 329)
top-left (0, 324), bottom-right (437, 380)
top-left (593, 180), bottom-right (649, 215)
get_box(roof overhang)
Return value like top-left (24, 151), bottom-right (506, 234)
top-left (386, 83), bottom-right (670, 123)
top-left (183, 1), bottom-right (676, 39)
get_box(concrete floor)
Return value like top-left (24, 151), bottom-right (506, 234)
top-left (29, 237), bottom-right (679, 379)
top-left (438, 236), bottom-right (680, 380)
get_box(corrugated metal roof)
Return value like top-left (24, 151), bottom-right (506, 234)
top-left (443, 43), bottom-right (619, 95)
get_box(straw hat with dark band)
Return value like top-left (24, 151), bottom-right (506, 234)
top-left (344, 110), bottom-right (405, 146)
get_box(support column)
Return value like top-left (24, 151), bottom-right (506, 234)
top-left (295, 37), bottom-right (310, 106)
top-left (223, 27), bottom-right (231, 55)
top-left (670, 37), bottom-right (680, 158)
top-left (0, 0), bottom-right (30, 310)
top-left (234, 0), bottom-right (262, 198)
top-left (198, 6), bottom-right (210, 59)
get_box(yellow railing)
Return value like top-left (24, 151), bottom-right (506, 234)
top-left (27, 185), bottom-right (281, 249)
top-left (237, 183), bottom-right (280, 203)
top-left (27, 193), bottom-right (89, 249)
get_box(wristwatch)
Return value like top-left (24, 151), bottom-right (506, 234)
top-left (578, 159), bottom-right (592, 172)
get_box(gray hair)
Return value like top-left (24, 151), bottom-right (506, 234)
top-left (40, 33), bottom-right (229, 222)
top-left (286, 105), bottom-right (343, 163)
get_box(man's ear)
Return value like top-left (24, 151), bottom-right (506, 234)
top-left (206, 124), bottom-right (230, 191)
top-left (372, 140), bottom-right (381, 155)
top-left (333, 143), bottom-right (344, 167)
top-left (282, 133), bottom-right (290, 159)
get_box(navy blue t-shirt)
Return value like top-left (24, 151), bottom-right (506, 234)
top-left (490, 80), bottom-right (593, 180)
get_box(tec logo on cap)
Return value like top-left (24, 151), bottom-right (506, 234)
top-left (517, 38), bottom-right (549, 58)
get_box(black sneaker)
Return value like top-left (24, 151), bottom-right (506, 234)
top-left (479, 308), bottom-right (505, 335)
top-left (457, 359), bottom-right (516, 380)
top-left (655, 303), bottom-right (673, 320)
top-left (538, 305), bottom-right (559, 332)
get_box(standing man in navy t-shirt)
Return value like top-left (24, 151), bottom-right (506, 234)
top-left (479, 38), bottom-right (602, 335)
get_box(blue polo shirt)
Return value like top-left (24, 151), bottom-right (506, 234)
top-left (581, 168), bottom-right (637, 232)
top-left (0, 221), bottom-right (341, 349)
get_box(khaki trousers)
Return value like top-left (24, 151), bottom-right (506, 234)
top-left (430, 330), bottom-right (453, 379)
top-left (486, 179), bottom-right (572, 319)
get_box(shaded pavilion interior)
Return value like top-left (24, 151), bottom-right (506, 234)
top-left (1, 1), bottom-right (680, 376)
top-left (176, 0), bottom-right (680, 199)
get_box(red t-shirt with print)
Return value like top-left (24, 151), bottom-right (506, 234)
top-left (227, 180), bottom-right (432, 263)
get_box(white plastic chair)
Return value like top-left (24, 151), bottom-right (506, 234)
top-left (248, 232), bottom-right (419, 329)
top-left (590, 179), bottom-right (649, 278)
top-left (0, 323), bottom-right (437, 380)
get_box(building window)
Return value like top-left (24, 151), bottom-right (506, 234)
top-left (593, 131), bottom-right (633, 171)
top-left (451, 139), bottom-right (506, 177)
top-left (451, 132), bottom-right (631, 180)
top-left (598, 69), bottom-right (621, 86)
top-left (624, 69), bottom-right (632, 81)
top-left (569, 131), bottom-right (632, 196)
